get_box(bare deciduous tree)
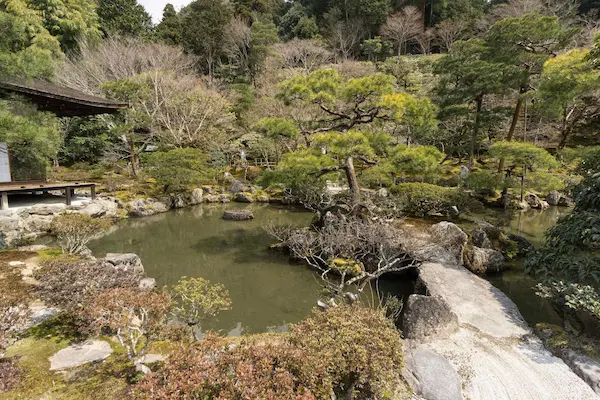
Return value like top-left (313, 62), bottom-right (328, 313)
top-left (57, 38), bottom-right (196, 95)
top-left (417, 28), bottom-right (436, 55)
top-left (267, 218), bottom-right (418, 300)
top-left (273, 39), bottom-right (333, 73)
top-left (327, 19), bottom-right (366, 60)
top-left (223, 16), bottom-right (252, 73)
top-left (381, 6), bottom-right (423, 56)
top-left (435, 19), bottom-right (466, 53)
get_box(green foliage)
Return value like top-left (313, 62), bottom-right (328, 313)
top-left (488, 142), bottom-right (558, 170)
top-left (29, 0), bottom-right (102, 52)
top-left (59, 117), bottom-right (109, 165)
top-left (143, 148), bottom-right (216, 193)
top-left (96, 0), bottom-right (152, 37)
top-left (0, 100), bottom-right (61, 181)
top-left (289, 305), bottom-right (404, 399)
top-left (465, 170), bottom-right (503, 195)
top-left (392, 182), bottom-right (481, 217)
top-left (182, 0), bottom-right (233, 76)
top-left (361, 36), bottom-right (390, 62)
top-left (315, 131), bottom-right (375, 160)
top-left (156, 4), bottom-right (181, 45)
top-left (0, 5), bottom-right (61, 79)
top-left (527, 148), bottom-right (600, 321)
top-left (487, 13), bottom-right (579, 73)
top-left (255, 117), bottom-right (299, 139)
top-left (50, 213), bottom-right (111, 256)
top-left (390, 145), bottom-right (444, 182)
top-left (171, 276), bottom-right (232, 336)
top-left (249, 20), bottom-right (279, 79)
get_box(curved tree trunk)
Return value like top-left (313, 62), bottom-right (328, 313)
top-left (345, 156), bottom-right (361, 204)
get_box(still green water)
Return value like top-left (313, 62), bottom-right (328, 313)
top-left (89, 203), bottom-right (571, 335)
top-left (468, 207), bottom-right (572, 327)
top-left (89, 204), bottom-right (323, 336)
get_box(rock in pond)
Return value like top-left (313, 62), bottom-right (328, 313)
top-left (559, 350), bottom-right (600, 395)
top-left (105, 253), bottom-right (145, 274)
top-left (428, 222), bottom-right (468, 266)
top-left (403, 294), bottom-right (459, 342)
top-left (466, 246), bottom-right (506, 274)
top-left (471, 227), bottom-right (492, 249)
top-left (138, 277), bottom-right (157, 291)
top-left (235, 192), bottom-right (255, 203)
top-left (49, 340), bottom-right (113, 371)
top-left (222, 210), bottom-right (254, 221)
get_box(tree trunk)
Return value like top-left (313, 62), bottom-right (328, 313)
top-left (499, 87), bottom-right (525, 172)
top-left (345, 156), bottom-right (361, 204)
top-left (470, 96), bottom-right (483, 168)
top-left (129, 133), bottom-right (137, 177)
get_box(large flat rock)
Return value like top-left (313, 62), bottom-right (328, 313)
top-left (49, 340), bottom-right (113, 371)
top-left (402, 222), bottom-right (599, 400)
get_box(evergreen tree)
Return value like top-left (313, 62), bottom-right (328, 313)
top-left (97, 0), bottom-right (152, 37)
top-left (156, 3), bottom-right (181, 45)
top-left (182, 0), bottom-right (233, 77)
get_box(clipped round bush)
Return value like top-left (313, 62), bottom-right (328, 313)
top-left (392, 182), bottom-right (482, 217)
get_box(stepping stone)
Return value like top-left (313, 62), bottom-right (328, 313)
top-left (49, 340), bottom-right (113, 371)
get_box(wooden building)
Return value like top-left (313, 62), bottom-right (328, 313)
top-left (0, 79), bottom-right (127, 210)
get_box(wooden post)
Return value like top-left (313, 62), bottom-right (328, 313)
top-left (65, 187), bottom-right (72, 206)
top-left (0, 192), bottom-right (8, 210)
top-left (90, 185), bottom-right (96, 200)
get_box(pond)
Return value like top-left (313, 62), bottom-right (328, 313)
top-left (89, 202), bottom-right (571, 335)
top-left (467, 207), bottom-right (572, 327)
top-left (89, 203), bottom-right (416, 335)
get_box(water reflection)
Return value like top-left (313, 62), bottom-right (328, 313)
top-left (89, 203), bottom-right (322, 336)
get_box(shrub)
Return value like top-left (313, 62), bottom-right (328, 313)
top-left (36, 259), bottom-right (143, 312)
top-left (132, 305), bottom-right (405, 400)
top-left (289, 305), bottom-right (405, 400)
top-left (0, 358), bottom-right (21, 393)
top-left (131, 334), bottom-right (316, 400)
top-left (171, 277), bottom-right (232, 340)
top-left (50, 213), bottom-right (111, 255)
top-left (143, 148), bottom-right (216, 193)
top-left (465, 170), bottom-right (502, 197)
top-left (84, 288), bottom-right (172, 360)
top-left (392, 182), bottom-right (482, 217)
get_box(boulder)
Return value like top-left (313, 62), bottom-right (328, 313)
top-left (513, 200), bottom-right (531, 210)
top-left (105, 253), bottom-right (145, 274)
top-left (376, 188), bottom-right (389, 198)
top-left (202, 185), bottom-right (214, 194)
top-left (138, 277), bottom-right (157, 291)
top-left (547, 190), bottom-right (562, 206)
top-left (172, 194), bottom-right (186, 209)
top-left (428, 222), bottom-right (468, 266)
top-left (558, 196), bottom-right (575, 207)
top-left (204, 194), bottom-right (220, 203)
top-left (256, 195), bottom-right (270, 203)
top-left (127, 199), bottom-right (154, 217)
top-left (219, 194), bottom-right (232, 203)
top-left (228, 180), bottom-right (246, 194)
top-left (235, 192), bottom-right (255, 203)
top-left (149, 199), bottom-right (169, 214)
top-left (403, 348), bottom-right (463, 400)
top-left (189, 189), bottom-right (203, 205)
top-left (466, 247), bottom-right (506, 274)
top-left (559, 350), bottom-right (600, 395)
top-left (222, 210), bottom-right (254, 221)
top-left (500, 233), bottom-right (534, 257)
top-left (525, 193), bottom-right (549, 209)
top-left (27, 305), bottom-right (60, 329)
top-left (471, 227), bottom-right (492, 249)
top-left (49, 340), bottom-right (113, 371)
top-left (402, 294), bottom-right (459, 341)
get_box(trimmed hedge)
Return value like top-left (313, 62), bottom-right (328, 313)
top-left (391, 182), bottom-right (482, 217)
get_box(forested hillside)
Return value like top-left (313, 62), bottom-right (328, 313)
top-left (1, 0), bottom-right (600, 398)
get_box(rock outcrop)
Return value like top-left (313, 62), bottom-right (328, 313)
top-left (49, 340), bottom-right (113, 371)
top-left (222, 210), bottom-right (254, 221)
top-left (0, 199), bottom-right (120, 249)
top-left (465, 246), bottom-right (506, 274)
top-left (427, 222), bottom-right (468, 266)
top-left (402, 294), bottom-right (459, 341)
top-left (105, 253), bottom-right (145, 274)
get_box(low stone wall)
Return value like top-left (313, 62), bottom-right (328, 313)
top-left (0, 199), bottom-right (121, 249)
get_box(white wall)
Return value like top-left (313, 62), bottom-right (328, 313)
top-left (0, 143), bottom-right (11, 183)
